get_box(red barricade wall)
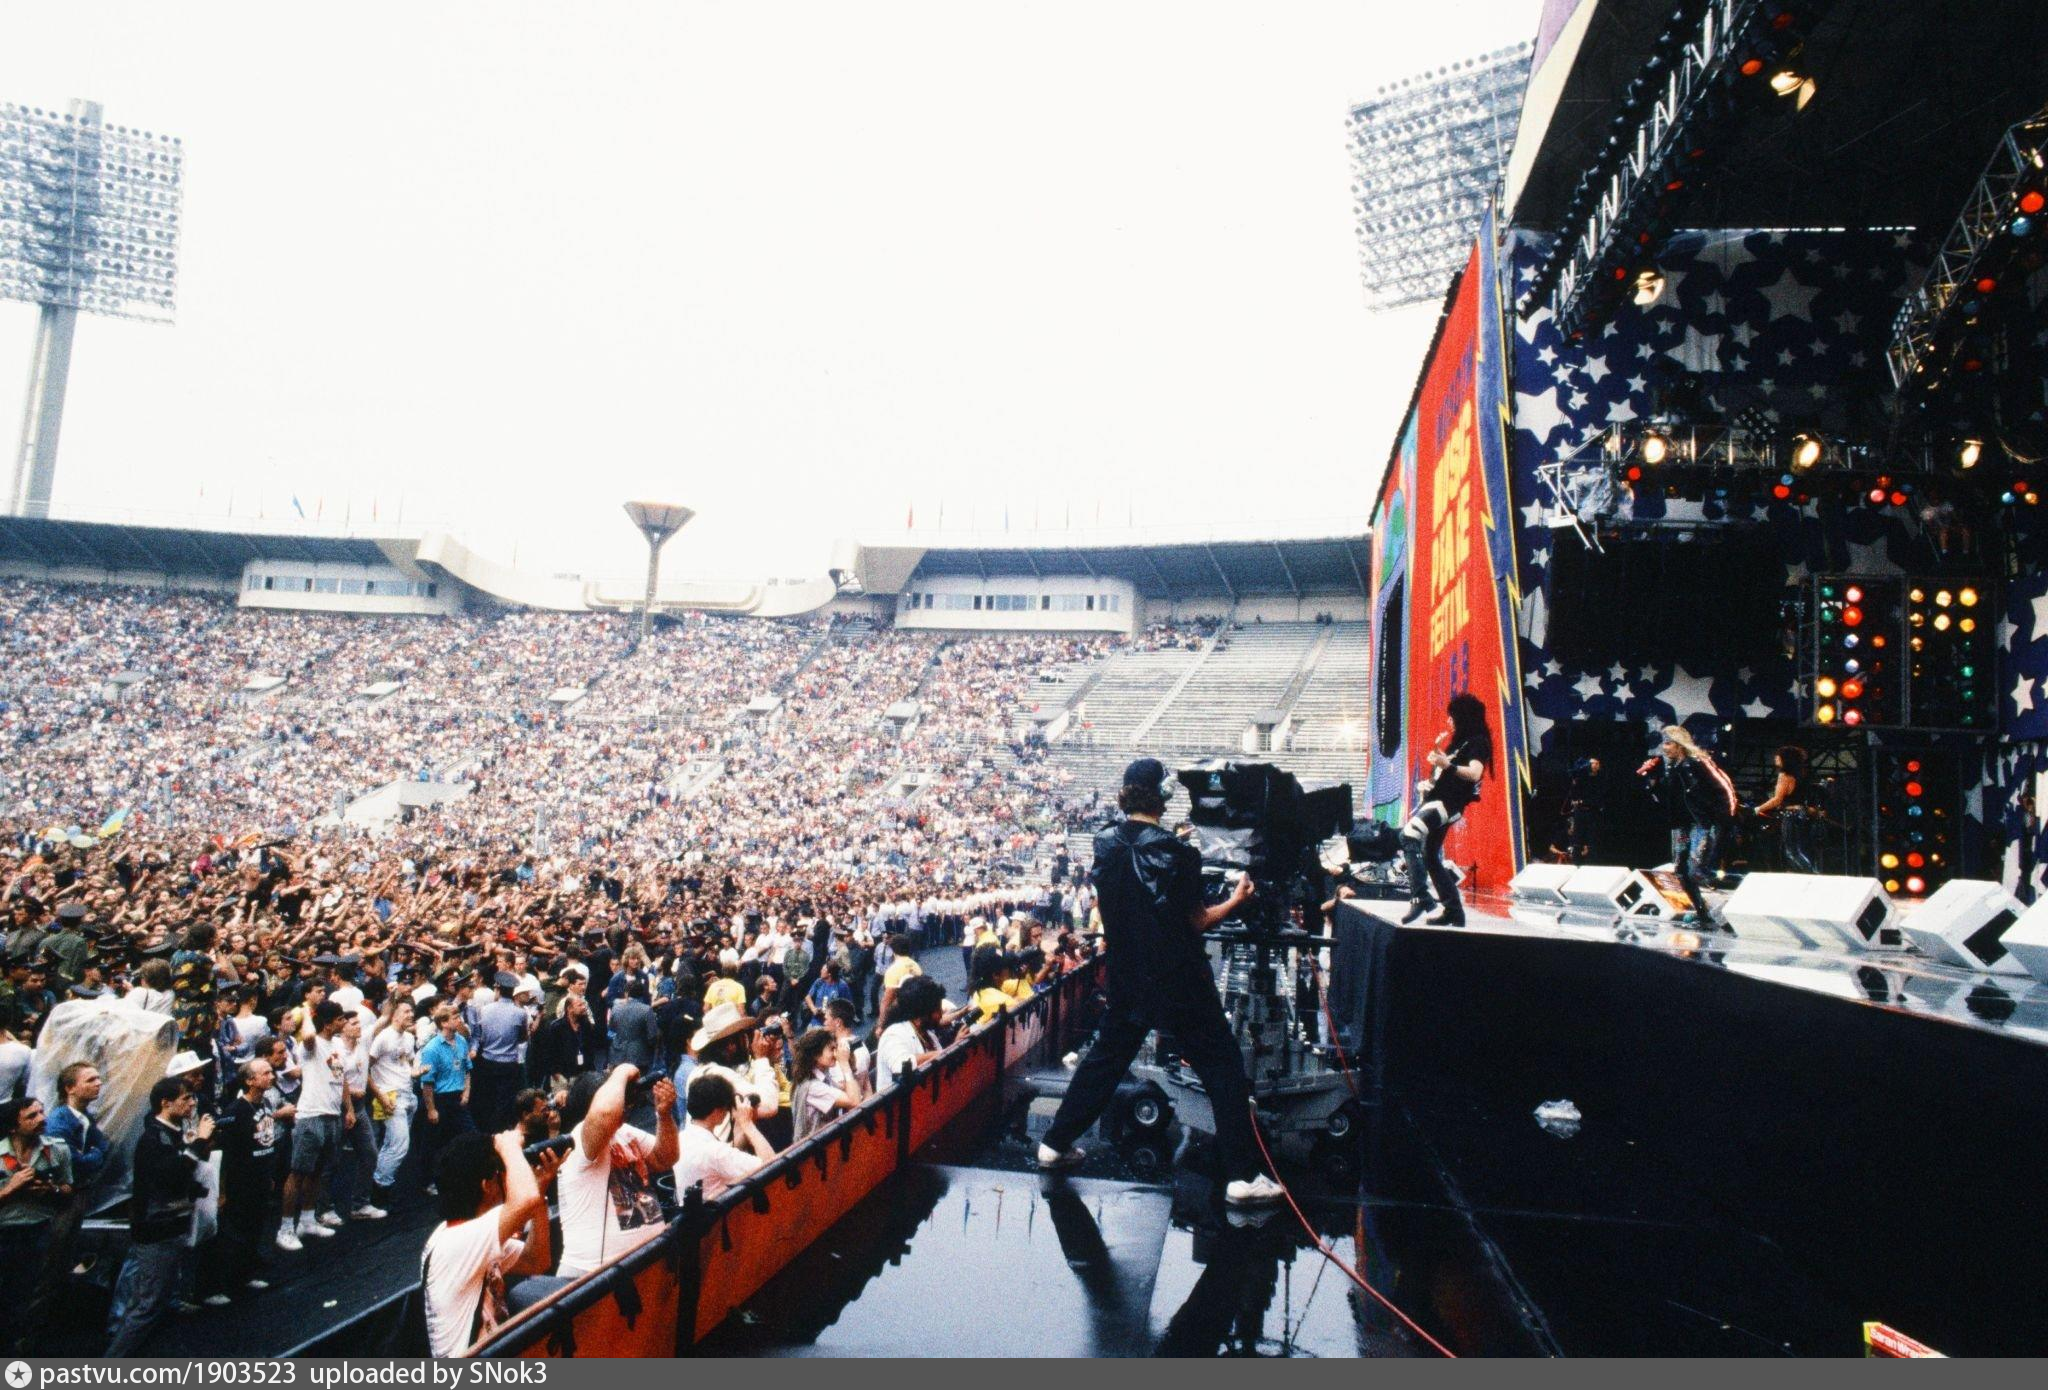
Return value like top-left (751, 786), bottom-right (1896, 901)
top-left (478, 960), bottom-right (1097, 1358)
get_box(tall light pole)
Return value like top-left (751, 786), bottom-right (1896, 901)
top-left (622, 501), bottom-right (693, 646)
top-left (3, 99), bottom-right (184, 517)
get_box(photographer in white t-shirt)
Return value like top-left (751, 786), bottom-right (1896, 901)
top-left (551, 1065), bottom-right (678, 1280)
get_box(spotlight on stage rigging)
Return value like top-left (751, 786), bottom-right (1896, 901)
top-left (1790, 433), bottom-right (1825, 471)
top-left (1640, 430), bottom-right (1671, 465)
top-left (1632, 267), bottom-right (1667, 306)
top-left (1957, 438), bottom-right (1983, 470)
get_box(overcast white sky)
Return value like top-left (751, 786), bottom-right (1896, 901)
top-left (1, 1), bottom-right (1539, 576)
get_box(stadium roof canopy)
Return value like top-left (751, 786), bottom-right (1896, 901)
top-left (1505, 0), bottom-right (2048, 233)
top-left (0, 515), bottom-right (394, 577)
top-left (889, 534), bottom-right (1372, 601)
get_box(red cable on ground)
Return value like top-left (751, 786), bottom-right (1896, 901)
top-left (1247, 1100), bottom-right (1456, 1359)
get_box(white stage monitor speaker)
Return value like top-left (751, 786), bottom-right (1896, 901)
top-left (1509, 862), bottom-right (1576, 905)
top-left (1721, 873), bottom-right (1898, 952)
top-left (1902, 879), bottom-right (2030, 977)
top-left (1507, 863), bottom-right (1574, 926)
top-left (2000, 898), bottom-right (2048, 985)
top-left (1559, 865), bottom-right (1680, 927)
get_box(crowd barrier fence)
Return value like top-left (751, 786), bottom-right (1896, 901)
top-left (279, 960), bottom-right (1097, 1359)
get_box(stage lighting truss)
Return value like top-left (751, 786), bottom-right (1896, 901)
top-left (0, 101), bottom-right (183, 324)
top-left (1347, 43), bottom-right (1531, 311)
top-left (1519, 0), bottom-right (1837, 338)
top-left (1886, 106), bottom-right (2048, 392)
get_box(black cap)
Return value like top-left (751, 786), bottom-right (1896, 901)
top-left (1122, 757), bottom-right (1169, 792)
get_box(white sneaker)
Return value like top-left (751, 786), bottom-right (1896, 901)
top-left (352, 1204), bottom-right (388, 1221)
top-left (1036, 1142), bottom-right (1085, 1169)
top-left (316, 1210), bottom-right (345, 1228)
top-left (298, 1217), bottom-right (337, 1238)
top-left (275, 1229), bottom-right (303, 1253)
top-left (203, 1293), bottom-right (233, 1307)
top-left (1225, 1173), bottom-right (1287, 1207)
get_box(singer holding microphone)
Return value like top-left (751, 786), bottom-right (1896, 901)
top-left (1401, 693), bottom-right (1494, 928)
top-left (1035, 758), bottom-right (1284, 1207)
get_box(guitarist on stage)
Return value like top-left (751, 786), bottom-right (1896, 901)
top-left (1400, 694), bottom-right (1494, 928)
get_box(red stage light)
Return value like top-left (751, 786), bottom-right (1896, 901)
top-left (1976, 276), bottom-right (1998, 294)
top-left (1906, 760), bottom-right (1921, 772)
top-left (1867, 487), bottom-right (1887, 505)
top-left (2022, 190), bottom-right (2047, 216)
top-left (1872, 635), bottom-right (1887, 648)
top-left (1841, 679), bottom-right (1864, 700)
top-left (1842, 606), bottom-right (1862, 626)
top-left (1772, 483), bottom-right (1792, 499)
top-left (1843, 708), bottom-right (1864, 726)
top-left (1889, 490), bottom-right (1908, 506)
top-left (1905, 781), bottom-right (1924, 798)
top-left (1740, 56), bottom-right (1766, 76)
top-left (1907, 853), bottom-right (1925, 869)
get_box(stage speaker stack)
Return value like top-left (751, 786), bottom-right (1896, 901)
top-left (1902, 879), bottom-right (2030, 977)
top-left (2001, 898), bottom-right (2048, 985)
top-left (1557, 865), bottom-right (1680, 931)
top-left (1507, 863), bottom-right (1575, 928)
top-left (1720, 873), bottom-right (1900, 952)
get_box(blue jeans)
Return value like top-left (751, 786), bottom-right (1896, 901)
top-left (1676, 823), bottom-right (1722, 920)
top-left (374, 1089), bottom-right (416, 1188)
top-left (105, 1238), bottom-right (185, 1355)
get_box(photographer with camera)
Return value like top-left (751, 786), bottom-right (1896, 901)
top-left (553, 1064), bottom-right (678, 1280)
top-left (673, 1070), bottom-right (774, 1201)
top-left (1036, 759), bottom-right (1283, 1207)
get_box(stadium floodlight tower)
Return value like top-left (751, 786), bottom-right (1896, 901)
top-left (622, 501), bottom-right (694, 645)
top-left (1346, 44), bottom-right (1529, 311)
top-left (1, 98), bottom-right (183, 518)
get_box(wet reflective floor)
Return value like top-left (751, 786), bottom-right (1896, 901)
top-left (698, 1065), bottom-right (1865, 1357)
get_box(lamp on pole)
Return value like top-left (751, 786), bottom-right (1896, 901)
top-left (622, 501), bottom-right (694, 646)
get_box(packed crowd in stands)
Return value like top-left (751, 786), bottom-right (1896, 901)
top-left (0, 578), bottom-right (1125, 1356)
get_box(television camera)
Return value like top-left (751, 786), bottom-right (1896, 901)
top-left (1124, 761), bottom-right (1373, 1149)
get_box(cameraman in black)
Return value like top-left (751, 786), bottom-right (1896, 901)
top-left (1036, 759), bottom-right (1283, 1207)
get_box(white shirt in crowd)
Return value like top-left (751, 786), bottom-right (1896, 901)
top-left (554, 1121), bottom-right (661, 1279)
top-left (367, 1026), bottom-right (417, 1097)
top-left (874, 1021), bottom-right (931, 1092)
top-left (672, 1123), bottom-right (758, 1201)
top-left (0, 1037), bottom-right (31, 1099)
top-left (422, 1209), bottom-right (525, 1358)
top-left (296, 1033), bottom-right (347, 1119)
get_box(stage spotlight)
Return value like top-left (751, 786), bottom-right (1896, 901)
top-left (1958, 439), bottom-right (1982, 470)
top-left (2022, 189), bottom-right (2046, 216)
top-left (1632, 267), bottom-right (1667, 306)
top-left (1958, 587), bottom-right (1978, 607)
top-left (1816, 677), bottom-right (1837, 698)
top-left (1844, 708), bottom-right (1863, 726)
top-left (1816, 703), bottom-right (1836, 724)
top-left (1960, 617), bottom-right (1976, 634)
top-left (1935, 589), bottom-right (1952, 607)
top-left (1976, 275), bottom-right (1998, 295)
top-left (1641, 431), bottom-right (1670, 464)
top-left (1933, 613), bottom-right (1951, 632)
top-left (1845, 586), bottom-right (1863, 603)
top-left (1790, 433), bottom-right (1823, 470)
